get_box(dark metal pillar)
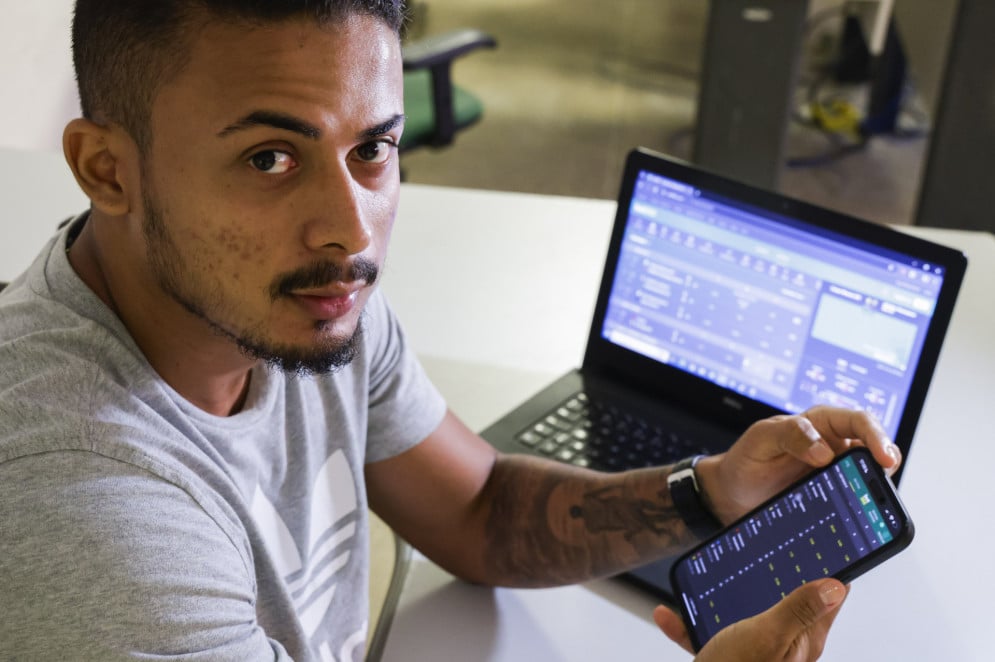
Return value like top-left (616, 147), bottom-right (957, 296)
top-left (915, 0), bottom-right (995, 233)
top-left (692, 0), bottom-right (810, 190)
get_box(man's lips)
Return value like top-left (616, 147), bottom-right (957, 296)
top-left (290, 285), bottom-right (362, 320)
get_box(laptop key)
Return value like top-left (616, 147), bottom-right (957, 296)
top-left (543, 414), bottom-right (569, 431)
top-left (517, 430), bottom-right (542, 446)
top-left (533, 422), bottom-right (555, 436)
top-left (555, 448), bottom-right (576, 462)
top-left (538, 440), bottom-right (558, 455)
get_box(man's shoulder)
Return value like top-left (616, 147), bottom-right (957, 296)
top-left (0, 287), bottom-right (210, 493)
top-left (0, 254), bottom-right (127, 366)
top-left (0, 277), bottom-right (142, 433)
top-left (0, 326), bottom-right (256, 567)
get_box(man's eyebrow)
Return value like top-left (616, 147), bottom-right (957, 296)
top-left (361, 114), bottom-right (406, 139)
top-left (218, 111), bottom-right (322, 140)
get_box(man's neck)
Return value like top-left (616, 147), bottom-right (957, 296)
top-left (66, 215), bottom-right (256, 416)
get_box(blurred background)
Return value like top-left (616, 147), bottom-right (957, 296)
top-left (3, 1), bottom-right (989, 230)
top-left (399, 0), bottom-right (960, 227)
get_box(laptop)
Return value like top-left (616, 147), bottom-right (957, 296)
top-left (481, 147), bottom-right (967, 602)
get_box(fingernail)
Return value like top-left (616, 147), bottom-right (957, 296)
top-left (819, 582), bottom-right (845, 607)
top-left (885, 443), bottom-right (901, 465)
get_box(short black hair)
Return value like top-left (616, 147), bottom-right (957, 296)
top-left (72, 0), bottom-right (406, 149)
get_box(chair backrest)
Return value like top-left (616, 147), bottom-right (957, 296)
top-left (398, 28), bottom-right (496, 153)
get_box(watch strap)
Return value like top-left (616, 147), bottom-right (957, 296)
top-left (668, 455), bottom-right (722, 539)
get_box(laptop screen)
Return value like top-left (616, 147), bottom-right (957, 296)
top-left (601, 168), bottom-right (949, 440)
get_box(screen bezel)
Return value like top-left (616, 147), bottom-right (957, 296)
top-left (582, 148), bottom-right (967, 484)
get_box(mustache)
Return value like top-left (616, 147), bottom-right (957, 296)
top-left (270, 258), bottom-right (379, 300)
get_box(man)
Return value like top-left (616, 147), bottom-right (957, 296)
top-left (0, 1), bottom-right (901, 660)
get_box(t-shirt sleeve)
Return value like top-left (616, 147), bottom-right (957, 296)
top-left (0, 451), bottom-right (294, 661)
top-left (363, 290), bottom-right (447, 464)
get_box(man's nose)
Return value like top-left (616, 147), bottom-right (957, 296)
top-left (301, 162), bottom-right (374, 256)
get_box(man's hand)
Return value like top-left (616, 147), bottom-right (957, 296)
top-left (653, 578), bottom-right (848, 661)
top-left (696, 406), bottom-right (902, 524)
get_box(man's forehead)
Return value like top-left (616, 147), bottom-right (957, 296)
top-left (185, 12), bottom-right (400, 65)
top-left (153, 14), bottom-right (403, 134)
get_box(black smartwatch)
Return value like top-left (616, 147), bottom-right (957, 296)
top-left (667, 455), bottom-right (722, 539)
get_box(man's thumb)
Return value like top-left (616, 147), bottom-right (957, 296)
top-left (771, 579), bottom-right (847, 633)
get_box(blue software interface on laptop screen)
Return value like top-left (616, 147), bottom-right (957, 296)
top-left (601, 170), bottom-right (946, 438)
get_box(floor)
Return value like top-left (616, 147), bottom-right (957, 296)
top-left (400, 0), bottom-right (930, 227)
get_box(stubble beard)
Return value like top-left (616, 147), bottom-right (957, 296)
top-left (140, 180), bottom-right (366, 377)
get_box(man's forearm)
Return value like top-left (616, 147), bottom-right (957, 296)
top-left (478, 453), bottom-right (698, 588)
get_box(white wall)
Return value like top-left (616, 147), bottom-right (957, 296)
top-left (0, 1), bottom-right (79, 152)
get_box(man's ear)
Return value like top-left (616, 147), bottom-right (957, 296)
top-left (63, 118), bottom-right (138, 217)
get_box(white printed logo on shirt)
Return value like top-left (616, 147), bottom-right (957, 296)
top-left (250, 450), bottom-right (363, 650)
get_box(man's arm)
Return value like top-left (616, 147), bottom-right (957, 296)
top-left (365, 411), bottom-right (694, 586)
top-left (365, 406), bottom-right (900, 588)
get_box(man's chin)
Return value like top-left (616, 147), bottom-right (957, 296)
top-left (236, 325), bottom-right (363, 377)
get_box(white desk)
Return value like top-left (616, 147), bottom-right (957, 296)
top-left (382, 184), bottom-right (995, 662)
top-left (3, 148), bottom-right (994, 661)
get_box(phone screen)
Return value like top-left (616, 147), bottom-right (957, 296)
top-left (670, 447), bottom-right (913, 649)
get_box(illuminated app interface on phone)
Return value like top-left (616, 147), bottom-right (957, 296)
top-left (674, 454), bottom-right (902, 645)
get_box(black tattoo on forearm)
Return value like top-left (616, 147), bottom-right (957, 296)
top-left (482, 458), bottom-right (693, 587)
top-left (569, 485), bottom-right (676, 541)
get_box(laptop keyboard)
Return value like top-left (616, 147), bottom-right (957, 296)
top-left (514, 391), bottom-right (710, 471)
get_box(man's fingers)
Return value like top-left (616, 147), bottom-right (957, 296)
top-left (668, 580), bottom-right (850, 661)
top-left (804, 407), bottom-right (902, 474)
top-left (772, 579), bottom-right (848, 635)
top-left (765, 408), bottom-right (902, 475)
top-left (773, 414), bottom-right (835, 466)
top-left (653, 604), bottom-right (695, 654)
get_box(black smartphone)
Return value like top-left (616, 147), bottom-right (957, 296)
top-left (669, 446), bottom-right (914, 651)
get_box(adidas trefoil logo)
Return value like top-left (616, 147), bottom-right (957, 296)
top-left (251, 450), bottom-right (365, 659)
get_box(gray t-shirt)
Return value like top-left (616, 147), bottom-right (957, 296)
top-left (0, 216), bottom-right (447, 661)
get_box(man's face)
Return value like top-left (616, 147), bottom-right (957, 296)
top-left (136, 14), bottom-right (403, 374)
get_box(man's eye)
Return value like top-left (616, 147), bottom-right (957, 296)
top-left (354, 140), bottom-right (394, 164)
top-left (249, 150), bottom-right (296, 174)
